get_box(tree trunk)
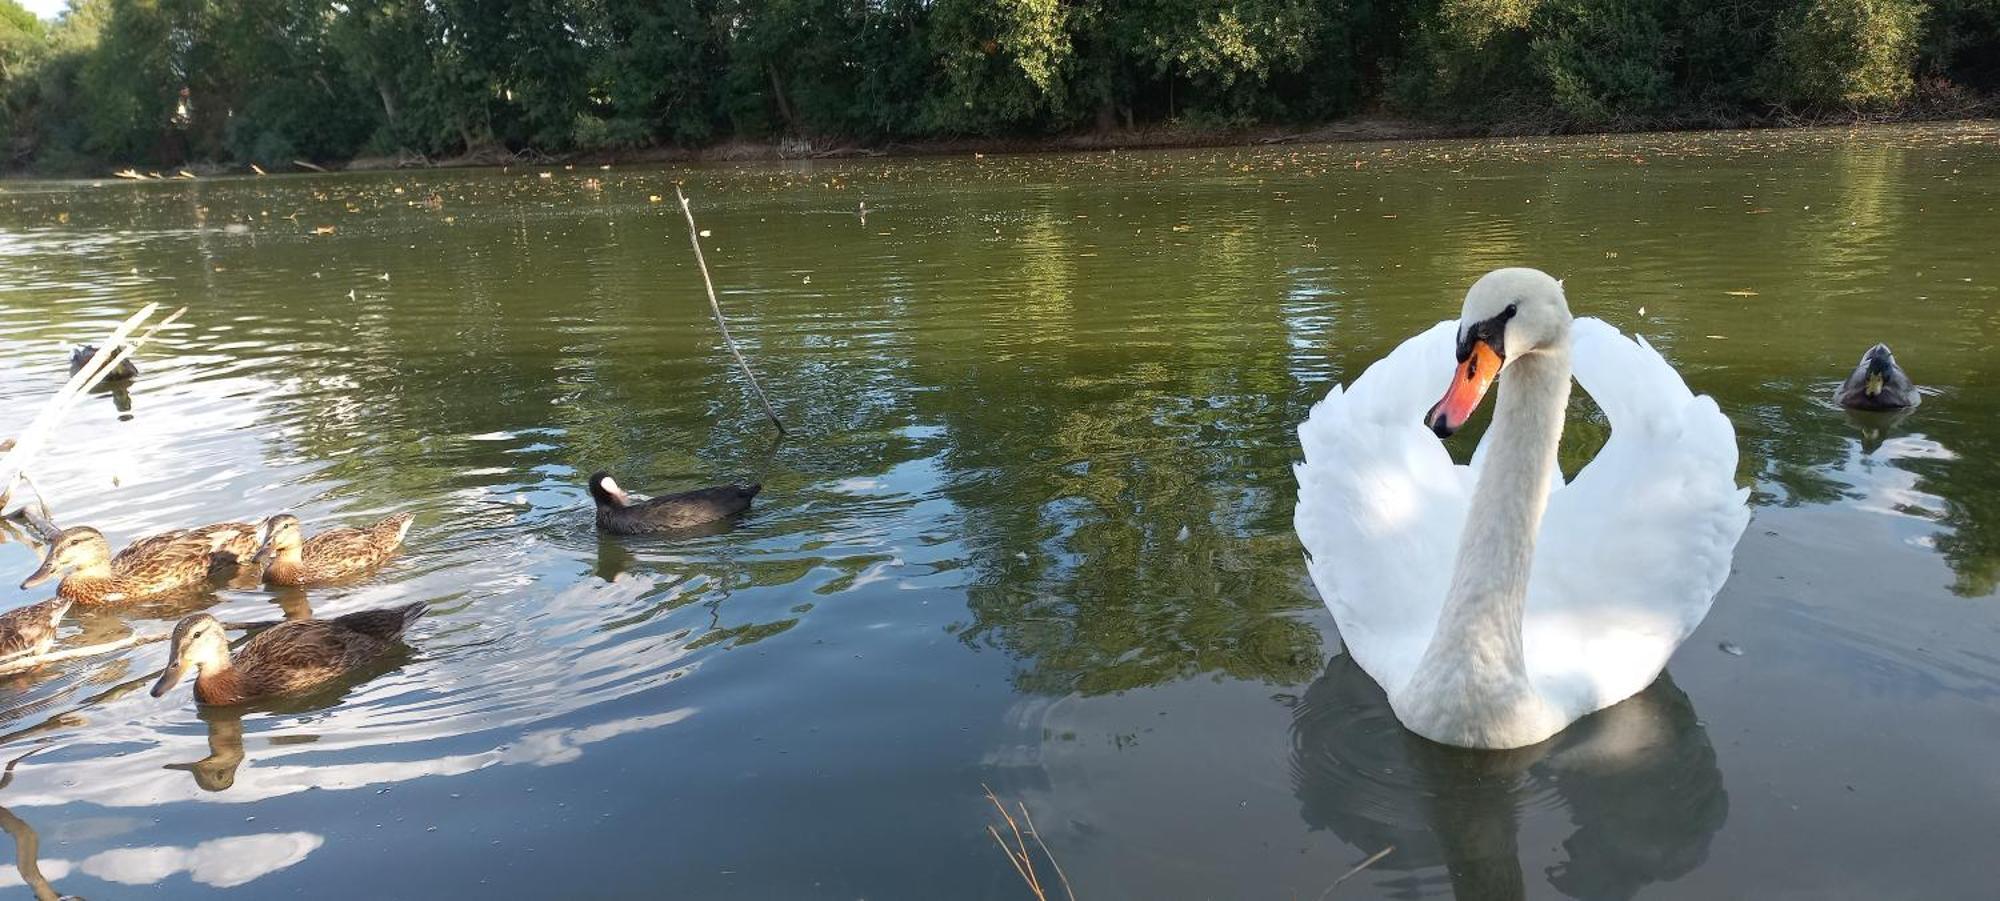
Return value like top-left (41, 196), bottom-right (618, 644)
top-left (767, 62), bottom-right (800, 133)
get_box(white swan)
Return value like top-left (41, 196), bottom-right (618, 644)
top-left (1293, 268), bottom-right (1749, 749)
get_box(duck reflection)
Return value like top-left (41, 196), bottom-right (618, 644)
top-left (0, 748), bottom-right (68, 901)
top-left (166, 708), bottom-right (246, 792)
top-left (1843, 407), bottom-right (1914, 455)
top-left (1291, 656), bottom-right (1726, 900)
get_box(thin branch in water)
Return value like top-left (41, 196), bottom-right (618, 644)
top-left (0, 617), bottom-right (279, 677)
top-left (1016, 799), bottom-right (1076, 901)
top-left (673, 186), bottom-right (786, 436)
top-left (1317, 844), bottom-right (1395, 899)
top-left (984, 784), bottom-right (1072, 900)
top-left (0, 632), bottom-right (168, 677)
top-left (1, 304), bottom-right (186, 510)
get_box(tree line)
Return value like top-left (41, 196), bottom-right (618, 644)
top-left (0, 0), bottom-right (1995, 173)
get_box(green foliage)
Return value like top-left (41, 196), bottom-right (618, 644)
top-left (0, 0), bottom-right (1991, 171)
top-left (1767, 0), bottom-right (1926, 108)
top-left (1529, 0), bottom-right (1671, 125)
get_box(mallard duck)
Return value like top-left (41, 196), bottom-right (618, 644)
top-left (149, 602), bottom-right (426, 705)
top-left (123, 521), bottom-right (267, 572)
top-left (588, 471), bottom-right (761, 534)
top-left (68, 344), bottom-right (139, 382)
top-left (0, 598), bottom-right (70, 660)
top-left (1836, 343), bottom-right (1920, 411)
top-left (20, 525), bottom-right (250, 605)
top-left (253, 512), bottom-right (413, 586)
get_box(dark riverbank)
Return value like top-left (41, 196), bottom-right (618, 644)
top-left (58, 108), bottom-right (2000, 181)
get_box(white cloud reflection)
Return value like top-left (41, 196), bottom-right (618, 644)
top-left (0, 831), bottom-right (321, 890)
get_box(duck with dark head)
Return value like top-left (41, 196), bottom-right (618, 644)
top-left (1836, 343), bottom-right (1920, 411)
top-left (587, 471), bottom-right (761, 534)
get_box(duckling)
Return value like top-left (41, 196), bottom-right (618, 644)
top-left (0, 598), bottom-right (70, 660)
top-left (253, 512), bottom-right (413, 586)
top-left (68, 344), bottom-right (139, 382)
top-left (148, 602), bottom-right (426, 705)
top-left (587, 471), bottom-right (761, 534)
top-left (20, 526), bottom-right (246, 605)
top-left (1836, 343), bottom-right (1920, 411)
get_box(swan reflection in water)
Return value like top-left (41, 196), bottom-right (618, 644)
top-left (1291, 656), bottom-right (1727, 900)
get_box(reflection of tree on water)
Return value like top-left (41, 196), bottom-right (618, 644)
top-left (937, 197), bottom-right (1324, 695)
top-left (1290, 656), bottom-right (1726, 901)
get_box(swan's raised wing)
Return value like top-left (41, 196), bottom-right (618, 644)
top-left (1295, 321), bottom-right (1470, 694)
top-left (1526, 318), bottom-right (1750, 716)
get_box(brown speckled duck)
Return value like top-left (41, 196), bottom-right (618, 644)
top-left (20, 525), bottom-right (254, 605)
top-left (149, 603), bottom-right (426, 705)
top-left (0, 598), bottom-right (70, 659)
top-left (253, 513), bottom-right (414, 586)
top-left (587, 471), bottom-right (761, 534)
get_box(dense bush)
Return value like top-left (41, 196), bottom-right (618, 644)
top-left (0, 0), bottom-right (1991, 171)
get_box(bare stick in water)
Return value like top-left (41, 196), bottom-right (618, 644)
top-left (0, 633), bottom-right (167, 676)
top-left (674, 186), bottom-right (786, 435)
top-left (0, 616), bottom-right (282, 677)
top-left (0, 305), bottom-right (186, 510)
top-left (1317, 844), bottom-right (1395, 899)
top-left (984, 784), bottom-right (1072, 900)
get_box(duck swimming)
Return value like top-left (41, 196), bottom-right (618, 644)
top-left (21, 525), bottom-right (253, 605)
top-left (68, 344), bottom-right (138, 382)
top-left (0, 598), bottom-right (70, 660)
top-left (1293, 268), bottom-right (1749, 749)
top-left (587, 471), bottom-right (761, 534)
top-left (253, 512), bottom-right (413, 586)
top-left (149, 603), bottom-right (426, 705)
top-left (1835, 343), bottom-right (1919, 411)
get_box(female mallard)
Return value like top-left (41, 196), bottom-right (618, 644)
top-left (124, 521), bottom-right (267, 572)
top-left (20, 525), bottom-right (253, 605)
top-left (587, 471), bottom-right (761, 534)
top-left (1836, 343), bottom-right (1920, 411)
top-left (0, 598), bottom-right (70, 660)
top-left (149, 602), bottom-right (426, 705)
top-left (253, 512), bottom-right (413, 586)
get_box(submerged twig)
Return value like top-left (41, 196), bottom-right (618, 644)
top-left (0, 633), bottom-right (167, 676)
top-left (1017, 797), bottom-right (1076, 901)
top-left (1317, 844), bottom-right (1395, 899)
top-left (673, 186), bottom-right (786, 436)
top-left (0, 617), bottom-right (281, 677)
top-left (983, 784), bottom-right (1072, 901)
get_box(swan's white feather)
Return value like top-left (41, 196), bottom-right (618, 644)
top-left (1295, 317), bottom-right (1748, 726)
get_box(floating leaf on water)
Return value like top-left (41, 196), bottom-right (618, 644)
top-left (312, 225), bottom-right (336, 235)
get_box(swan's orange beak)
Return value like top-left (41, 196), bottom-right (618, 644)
top-left (1427, 340), bottom-right (1501, 438)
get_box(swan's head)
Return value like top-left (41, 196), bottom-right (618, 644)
top-left (1428, 268), bottom-right (1573, 438)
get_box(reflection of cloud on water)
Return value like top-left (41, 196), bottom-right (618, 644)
top-left (82, 831), bottom-right (323, 888)
top-left (1834, 435), bottom-right (1953, 521)
top-left (6, 702), bottom-right (696, 809)
top-left (0, 831), bottom-right (320, 890)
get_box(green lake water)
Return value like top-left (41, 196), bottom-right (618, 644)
top-left (0, 122), bottom-right (1996, 898)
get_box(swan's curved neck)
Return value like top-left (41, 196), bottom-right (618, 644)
top-left (1400, 342), bottom-right (1572, 746)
